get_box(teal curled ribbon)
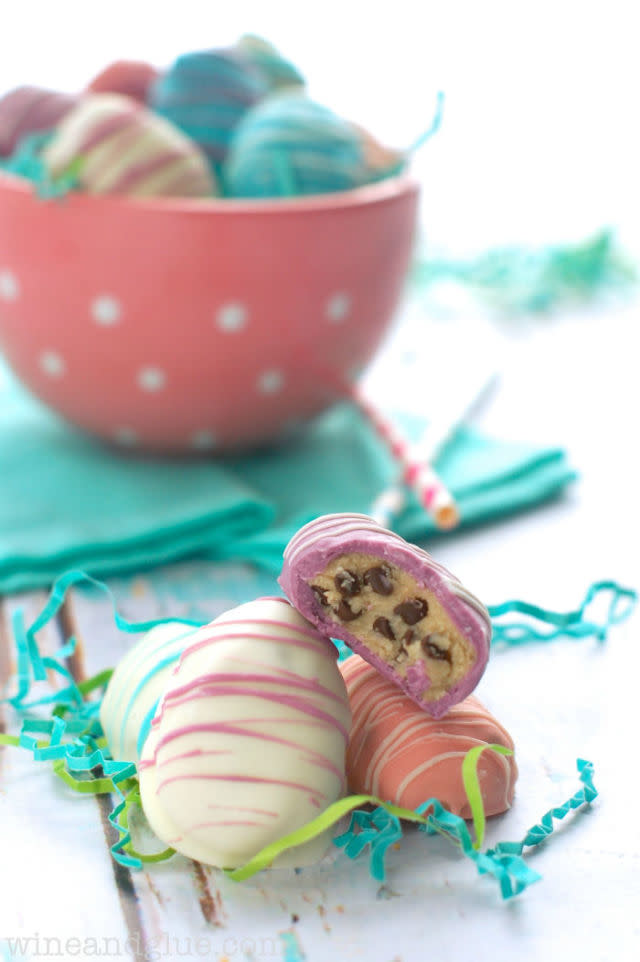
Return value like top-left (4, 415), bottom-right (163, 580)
top-left (0, 713), bottom-right (142, 868)
top-left (334, 795), bottom-right (541, 899)
top-left (333, 758), bottom-right (597, 898)
top-left (487, 580), bottom-right (637, 645)
top-left (485, 758), bottom-right (598, 857)
top-left (2, 568), bottom-right (204, 713)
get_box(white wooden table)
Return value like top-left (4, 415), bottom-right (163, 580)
top-left (1, 300), bottom-right (639, 962)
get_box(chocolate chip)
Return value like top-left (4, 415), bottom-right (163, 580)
top-left (334, 569), bottom-right (361, 597)
top-left (393, 598), bottom-right (428, 625)
top-left (311, 585), bottom-right (329, 606)
top-left (335, 600), bottom-right (361, 621)
top-left (363, 565), bottom-right (393, 596)
top-left (402, 629), bottom-right (415, 645)
top-left (422, 635), bottom-right (451, 662)
top-left (373, 616), bottom-right (395, 640)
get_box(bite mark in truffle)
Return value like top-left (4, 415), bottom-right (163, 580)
top-left (278, 513), bottom-right (492, 718)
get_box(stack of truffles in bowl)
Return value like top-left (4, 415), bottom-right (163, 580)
top-left (0, 35), bottom-right (419, 452)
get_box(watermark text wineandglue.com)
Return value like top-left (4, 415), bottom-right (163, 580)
top-left (1, 931), bottom-right (286, 960)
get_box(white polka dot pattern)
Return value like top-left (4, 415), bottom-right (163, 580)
top-left (216, 301), bottom-right (248, 332)
top-left (326, 291), bottom-right (351, 323)
top-left (0, 269), bottom-right (19, 301)
top-left (39, 351), bottom-right (66, 377)
top-left (91, 295), bottom-right (121, 326)
top-left (257, 369), bottom-right (284, 394)
top-left (137, 367), bottom-right (167, 392)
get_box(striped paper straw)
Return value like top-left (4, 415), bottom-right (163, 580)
top-left (350, 385), bottom-right (459, 530)
top-left (366, 370), bottom-right (499, 530)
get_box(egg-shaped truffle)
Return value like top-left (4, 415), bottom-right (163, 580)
top-left (279, 513), bottom-right (491, 718)
top-left (100, 621), bottom-right (198, 763)
top-left (149, 48), bottom-right (267, 165)
top-left (341, 655), bottom-right (517, 816)
top-left (87, 60), bottom-right (160, 104)
top-left (236, 34), bottom-right (305, 91)
top-left (0, 85), bottom-right (77, 158)
top-left (42, 93), bottom-right (216, 197)
top-left (224, 92), bottom-right (398, 198)
top-left (138, 597), bottom-right (351, 869)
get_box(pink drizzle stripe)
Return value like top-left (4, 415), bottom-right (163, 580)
top-left (177, 622), bottom-right (334, 666)
top-left (154, 687), bottom-right (349, 740)
top-left (82, 129), bottom-right (154, 195)
top-left (207, 804), bottom-right (278, 817)
top-left (163, 670), bottom-right (346, 707)
top-left (161, 164), bottom-right (210, 197)
top-left (156, 773), bottom-right (326, 799)
top-left (157, 748), bottom-right (231, 766)
top-left (79, 109), bottom-right (140, 152)
top-left (187, 820), bottom-right (262, 829)
top-left (155, 727), bottom-right (345, 783)
top-left (155, 720), bottom-right (345, 782)
top-left (108, 151), bottom-right (185, 192)
top-left (148, 713), bottom-right (328, 733)
top-left (143, 721), bottom-right (345, 767)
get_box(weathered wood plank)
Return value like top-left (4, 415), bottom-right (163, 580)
top-left (0, 594), bottom-right (131, 953)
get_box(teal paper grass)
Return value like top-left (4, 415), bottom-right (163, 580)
top-left (412, 230), bottom-right (637, 316)
top-left (334, 759), bottom-right (597, 898)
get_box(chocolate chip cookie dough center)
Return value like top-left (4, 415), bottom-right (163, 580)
top-left (309, 552), bottom-right (476, 701)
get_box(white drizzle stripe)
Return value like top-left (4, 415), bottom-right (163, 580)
top-left (340, 656), bottom-right (515, 814)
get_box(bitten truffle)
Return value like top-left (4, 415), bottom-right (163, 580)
top-left (279, 513), bottom-right (491, 717)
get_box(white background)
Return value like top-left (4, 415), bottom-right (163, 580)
top-left (2, 0), bottom-right (640, 256)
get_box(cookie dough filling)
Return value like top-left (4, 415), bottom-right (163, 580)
top-left (309, 552), bottom-right (476, 702)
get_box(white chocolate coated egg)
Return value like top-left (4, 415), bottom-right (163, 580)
top-left (139, 597), bottom-right (351, 869)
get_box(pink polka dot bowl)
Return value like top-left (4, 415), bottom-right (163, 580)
top-left (0, 171), bottom-right (419, 453)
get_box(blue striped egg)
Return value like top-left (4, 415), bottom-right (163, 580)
top-left (224, 92), bottom-right (393, 198)
top-left (100, 621), bottom-right (198, 763)
top-left (150, 49), bottom-right (268, 165)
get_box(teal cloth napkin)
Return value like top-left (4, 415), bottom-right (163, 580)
top-left (0, 366), bottom-right (576, 594)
